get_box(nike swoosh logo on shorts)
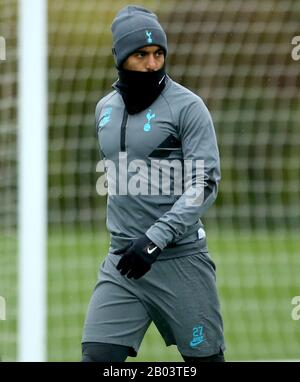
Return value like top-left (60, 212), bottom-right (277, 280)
top-left (190, 337), bottom-right (204, 347)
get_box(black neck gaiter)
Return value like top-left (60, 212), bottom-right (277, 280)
top-left (113, 67), bottom-right (167, 114)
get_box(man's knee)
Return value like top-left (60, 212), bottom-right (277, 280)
top-left (81, 342), bottom-right (131, 362)
top-left (182, 349), bottom-right (225, 362)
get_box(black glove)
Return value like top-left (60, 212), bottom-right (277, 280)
top-left (115, 235), bottom-right (161, 279)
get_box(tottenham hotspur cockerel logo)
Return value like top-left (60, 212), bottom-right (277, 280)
top-left (144, 109), bottom-right (156, 131)
top-left (146, 30), bottom-right (153, 43)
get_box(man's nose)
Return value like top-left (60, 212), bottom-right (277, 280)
top-left (146, 54), bottom-right (157, 71)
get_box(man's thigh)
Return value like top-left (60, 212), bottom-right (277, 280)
top-left (142, 251), bottom-right (226, 358)
top-left (82, 255), bottom-right (151, 356)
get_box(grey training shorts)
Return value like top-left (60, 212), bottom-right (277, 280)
top-left (82, 248), bottom-right (225, 358)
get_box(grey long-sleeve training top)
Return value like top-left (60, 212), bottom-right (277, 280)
top-left (95, 76), bottom-right (221, 260)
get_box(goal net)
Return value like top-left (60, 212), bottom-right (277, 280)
top-left (0, 0), bottom-right (299, 361)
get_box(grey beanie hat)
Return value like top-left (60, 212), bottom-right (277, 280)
top-left (111, 5), bottom-right (168, 68)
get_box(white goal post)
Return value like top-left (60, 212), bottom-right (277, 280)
top-left (17, 0), bottom-right (47, 362)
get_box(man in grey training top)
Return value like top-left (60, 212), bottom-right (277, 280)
top-left (82, 5), bottom-right (225, 362)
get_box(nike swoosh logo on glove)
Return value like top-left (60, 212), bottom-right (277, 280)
top-left (147, 246), bottom-right (158, 255)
